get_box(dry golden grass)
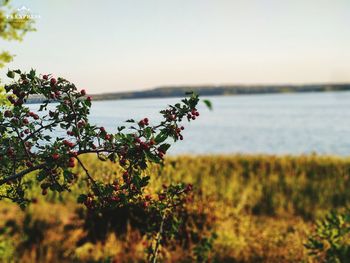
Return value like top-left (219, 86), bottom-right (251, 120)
top-left (1, 154), bottom-right (349, 262)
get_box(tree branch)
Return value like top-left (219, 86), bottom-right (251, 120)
top-left (0, 163), bottom-right (46, 185)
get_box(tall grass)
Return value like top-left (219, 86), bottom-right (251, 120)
top-left (1, 154), bottom-right (349, 262)
top-left (154, 154), bottom-right (350, 219)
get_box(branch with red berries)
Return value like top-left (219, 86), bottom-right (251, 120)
top-left (0, 69), bottom-right (210, 261)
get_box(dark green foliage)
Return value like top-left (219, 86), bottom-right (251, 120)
top-left (306, 211), bottom-right (350, 262)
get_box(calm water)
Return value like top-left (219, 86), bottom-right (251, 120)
top-left (86, 91), bottom-right (350, 156)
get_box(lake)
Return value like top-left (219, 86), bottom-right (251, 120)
top-left (86, 91), bottom-right (350, 156)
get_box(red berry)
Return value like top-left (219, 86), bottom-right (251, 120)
top-left (122, 171), bottom-right (129, 180)
top-left (43, 75), bottom-right (48, 80)
top-left (86, 96), bottom-right (92, 102)
top-left (50, 78), bottom-right (57, 86)
top-left (158, 194), bottom-right (166, 201)
top-left (7, 96), bottom-right (15, 103)
top-left (158, 151), bottom-right (164, 159)
top-left (111, 196), bottom-right (120, 202)
top-left (185, 184), bottom-right (193, 193)
top-left (140, 142), bottom-right (149, 150)
top-left (70, 151), bottom-right (78, 157)
top-left (80, 89), bottom-right (86, 96)
top-left (4, 110), bottom-right (12, 118)
top-left (7, 148), bottom-right (14, 156)
top-left (77, 121), bottom-right (85, 128)
top-left (52, 153), bottom-right (60, 160)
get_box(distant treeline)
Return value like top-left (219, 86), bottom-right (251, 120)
top-left (90, 83), bottom-right (350, 101)
top-left (26, 83), bottom-right (350, 103)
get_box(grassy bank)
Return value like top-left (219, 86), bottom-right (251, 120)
top-left (1, 154), bottom-right (349, 262)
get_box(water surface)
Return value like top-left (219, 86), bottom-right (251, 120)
top-left (87, 91), bottom-right (350, 156)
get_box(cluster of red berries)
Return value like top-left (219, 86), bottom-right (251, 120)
top-left (84, 193), bottom-right (95, 209)
top-left (3, 140), bottom-right (33, 161)
top-left (187, 108), bottom-right (200, 120)
top-left (63, 140), bottom-right (75, 148)
top-left (43, 76), bottom-right (63, 100)
top-left (6, 147), bottom-right (14, 158)
top-left (67, 157), bottom-right (75, 168)
top-left (7, 95), bottom-right (24, 107)
top-left (99, 127), bottom-right (113, 142)
top-left (138, 118), bottom-right (149, 127)
top-left (77, 120), bottom-right (86, 129)
top-left (164, 110), bottom-right (177, 122)
top-left (134, 136), bottom-right (154, 151)
top-left (66, 130), bottom-right (76, 136)
top-left (174, 125), bottom-right (185, 140)
top-left (28, 111), bottom-right (40, 120)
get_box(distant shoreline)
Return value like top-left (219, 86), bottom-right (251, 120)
top-left (27, 83), bottom-right (350, 103)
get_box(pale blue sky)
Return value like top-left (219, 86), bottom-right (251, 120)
top-left (1, 0), bottom-right (350, 93)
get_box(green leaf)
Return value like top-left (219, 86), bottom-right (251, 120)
top-left (158, 143), bottom-right (171, 153)
top-left (203, 99), bottom-right (213, 110)
top-left (6, 71), bottom-right (15, 78)
top-left (145, 152), bottom-right (160, 163)
top-left (37, 171), bottom-right (46, 182)
top-left (77, 194), bottom-right (87, 203)
top-left (144, 127), bottom-right (152, 139)
top-left (117, 126), bottom-right (125, 131)
top-left (140, 176), bottom-right (150, 187)
top-left (155, 131), bottom-right (168, 144)
top-left (28, 69), bottom-right (36, 80)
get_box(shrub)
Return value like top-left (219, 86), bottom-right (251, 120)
top-left (305, 211), bottom-right (350, 262)
top-left (0, 69), bottom-right (212, 262)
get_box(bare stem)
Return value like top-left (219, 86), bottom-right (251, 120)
top-left (150, 212), bottom-right (166, 263)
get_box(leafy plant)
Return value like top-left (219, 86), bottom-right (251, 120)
top-left (0, 0), bottom-right (36, 105)
top-left (0, 69), bottom-right (212, 261)
top-left (305, 211), bottom-right (350, 262)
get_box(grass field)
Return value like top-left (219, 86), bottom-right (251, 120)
top-left (1, 154), bottom-right (350, 262)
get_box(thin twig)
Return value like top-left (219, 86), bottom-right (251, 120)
top-left (151, 212), bottom-right (166, 263)
top-left (75, 156), bottom-right (97, 185)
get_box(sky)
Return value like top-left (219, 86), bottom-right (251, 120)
top-left (1, 0), bottom-right (350, 93)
